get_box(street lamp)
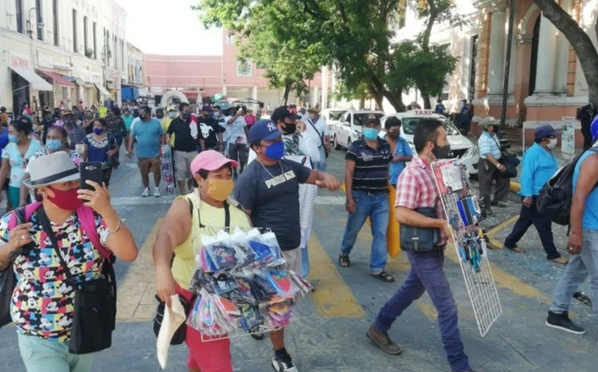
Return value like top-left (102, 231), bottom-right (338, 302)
top-left (26, 7), bottom-right (44, 39)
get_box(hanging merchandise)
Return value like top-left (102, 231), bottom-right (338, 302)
top-left (160, 145), bottom-right (175, 195)
top-left (187, 227), bottom-right (312, 341)
top-left (432, 159), bottom-right (502, 337)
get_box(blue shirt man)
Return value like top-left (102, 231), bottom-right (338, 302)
top-left (434, 100), bottom-right (446, 115)
top-left (384, 117), bottom-right (413, 186)
top-left (503, 124), bottom-right (567, 264)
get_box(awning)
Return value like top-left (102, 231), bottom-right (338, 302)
top-left (37, 69), bottom-right (76, 88)
top-left (73, 78), bottom-right (93, 87)
top-left (94, 83), bottom-right (111, 98)
top-left (10, 67), bottom-right (53, 91)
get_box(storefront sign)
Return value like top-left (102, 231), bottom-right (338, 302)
top-left (151, 86), bottom-right (164, 94)
top-left (10, 54), bottom-right (30, 70)
top-left (562, 116), bottom-right (576, 155)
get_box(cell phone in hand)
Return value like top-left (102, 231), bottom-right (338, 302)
top-left (79, 162), bottom-right (103, 190)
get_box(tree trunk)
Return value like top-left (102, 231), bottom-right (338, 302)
top-left (367, 85), bottom-right (384, 110)
top-left (282, 82), bottom-right (292, 105)
top-left (533, 0), bottom-right (598, 106)
top-left (422, 93), bottom-right (432, 109)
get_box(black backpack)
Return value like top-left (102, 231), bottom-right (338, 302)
top-left (536, 148), bottom-right (598, 225)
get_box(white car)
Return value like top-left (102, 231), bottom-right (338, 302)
top-left (322, 108), bottom-right (346, 133)
top-left (332, 110), bottom-right (385, 149)
top-left (380, 110), bottom-right (479, 176)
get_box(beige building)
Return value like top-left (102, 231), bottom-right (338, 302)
top-left (0, 0), bottom-right (127, 114)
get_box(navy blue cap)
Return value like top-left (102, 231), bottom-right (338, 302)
top-left (534, 124), bottom-right (562, 140)
top-left (249, 119), bottom-right (281, 143)
top-left (271, 106), bottom-right (301, 124)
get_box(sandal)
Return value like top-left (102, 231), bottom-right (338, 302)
top-left (338, 255), bottom-right (350, 267)
top-left (371, 271), bottom-right (395, 282)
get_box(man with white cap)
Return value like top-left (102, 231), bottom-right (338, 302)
top-left (503, 124), bottom-right (568, 264)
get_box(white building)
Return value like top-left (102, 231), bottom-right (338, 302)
top-left (0, 0), bottom-right (127, 115)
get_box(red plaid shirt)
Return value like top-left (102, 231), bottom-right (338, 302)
top-left (395, 156), bottom-right (448, 244)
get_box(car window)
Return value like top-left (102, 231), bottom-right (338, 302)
top-left (329, 111), bottom-right (345, 121)
top-left (342, 113), bottom-right (351, 126)
top-left (353, 113), bottom-right (384, 126)
top-left (401, 117), bottom-right (460, 135)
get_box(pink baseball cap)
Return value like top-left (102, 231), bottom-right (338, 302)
top-left (190, 150), bottom-right (238, 174)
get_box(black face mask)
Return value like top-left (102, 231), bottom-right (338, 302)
top-left (432, 142), bottom-right (451, 159)
top-left (140, 114), bottom-right (147, 121)
top-left (283, 123), bottom-right (296, 135)
top-left (156, 113), bottom-right (164, 119)
top-left (386, 130), bottom-right (400, 140)
top-left (182, 112), bottom-right (191, 121)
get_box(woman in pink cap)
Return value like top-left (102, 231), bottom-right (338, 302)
top-left (152, 150), bottom-right (251, 372)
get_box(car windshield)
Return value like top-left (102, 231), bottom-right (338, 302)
top-left (354, 113), bottom-right (384, 126)
top-left (329, 111), bottom-right (345, 121)
top-left (402, 117), bottom-right (460, 135)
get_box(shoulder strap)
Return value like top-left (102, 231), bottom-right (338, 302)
top-left (224, 201), bottom-right (230, 227)
top-left (75, 205), bottom-right (113, 262)
top-left (37, 207), bottom-right (77, 287)
top-left (8, 202), bottom-right (41, 229)
top-left (307, 119), bottom-right (325, 148)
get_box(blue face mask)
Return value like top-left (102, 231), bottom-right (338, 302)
top-left (264, 141), bottom-right (284, 160)
top-left (46, 139), bottom-right (63, 151)
top-left (94, 128), bottom-right (104, 135)
top-left (363, 128), bottom-right (379, 141)
top-left (8, 134), bottom-right (19, 143)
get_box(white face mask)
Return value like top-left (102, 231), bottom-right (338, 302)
top-left (168, 112), bottom-right (177, 119)
top-left (547, 138), bottom-right (558, 149)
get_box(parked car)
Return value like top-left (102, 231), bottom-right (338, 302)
top-left (380, 109), bottom-right (479, 176)
top-left (322, 108), bottom-right (346, 133)
top-left (332, 110), bottom-right (385, 150)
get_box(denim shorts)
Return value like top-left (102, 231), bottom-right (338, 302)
top-left (17, 333), bottom-right (94, 372)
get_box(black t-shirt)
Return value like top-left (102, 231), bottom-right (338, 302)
top-left (233, 159), bottom-right (312, 250)
top-left (198, 116), bottom-right (224, 149)
top-left (167, 117), bottom-right (198, 152)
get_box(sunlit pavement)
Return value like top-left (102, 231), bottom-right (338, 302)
top-left (1, 148), bottom-right (596, 372)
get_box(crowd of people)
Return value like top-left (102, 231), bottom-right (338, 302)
top-left (1, 96), bottom-right (598, 372)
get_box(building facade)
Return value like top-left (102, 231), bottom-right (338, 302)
top-left (395, 0), bottom-right (598, 148)
top-left (143, 30), bottom-right (330, 110)
top-left (0, 0), bottom-right (127, 114)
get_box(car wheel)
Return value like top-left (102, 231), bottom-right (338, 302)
top-left (334, 135), bottom-right (341, 150)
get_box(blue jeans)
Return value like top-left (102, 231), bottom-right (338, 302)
top-left (301, 247), bottom-right (310, 277)
top-left (374, 250), bottom-right (470, 372)
top-left (313, 147), bottom-right (327, 171)
top-left (550, 229), bottom-right (598, 316)
top-left (340, 190), bottom-right (389, 274)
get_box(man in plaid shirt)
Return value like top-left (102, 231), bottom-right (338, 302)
top-left (366, 119), bottom-right (475, 372)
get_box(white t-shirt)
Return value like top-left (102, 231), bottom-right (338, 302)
top-left (305, 116), bottom-right (328, 149)
top-left (224, 115), bottom-right (247, 144)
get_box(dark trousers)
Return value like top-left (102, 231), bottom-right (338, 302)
top-left (374, 250), bottom-right (470, 372)
top-left (582, 122), bottom-right (592, 149)
top-left (478, 158), bottom-right (509, 210)
top-left (504, 197), bottom-right (561, 259)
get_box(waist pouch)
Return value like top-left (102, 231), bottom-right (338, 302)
top-left (400, 207), bottom-right (441, 252)
top-left (153, 294), bottom-right (193, 345)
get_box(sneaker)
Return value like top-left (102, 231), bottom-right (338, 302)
top-left (154, 188), bottom-right (161, 198)
top-left (545, 311), bottom-right (586, 335)
top-left (271, 351), bottom-right (298, 372)
top-left (141, 188), bottom-right (150, 197)
top-left (366, 325), bottom-right (403, 355)
top-left (550, 256), bottom-right (569, 265)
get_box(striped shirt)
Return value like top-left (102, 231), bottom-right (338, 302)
top-left (478, 131), bottom-right (502, 160)
top-left (346, 138), bottom-right (392, 193)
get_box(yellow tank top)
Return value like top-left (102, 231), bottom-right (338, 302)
top-left (171, 191), bottom-right (251, 289)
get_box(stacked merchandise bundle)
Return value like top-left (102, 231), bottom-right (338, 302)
top-left (432, 159), bottom-right (502, 337)
top-left (160, 145), bottom-right (175, 195)
top-left (187, 228), bottom-right (311, 340)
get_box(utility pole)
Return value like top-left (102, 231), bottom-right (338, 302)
top-left (500, 0), bottom-right (516, 132)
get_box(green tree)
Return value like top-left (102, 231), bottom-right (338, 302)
top-left (532, 0), bottom-right (598, 106)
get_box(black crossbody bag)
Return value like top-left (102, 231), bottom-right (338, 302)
top-left (400, 207), bottom-right (441, 251)
top-left (152, 198), bottom-right (230, 345)
top-left (38, 207), bottom-right (116, 355)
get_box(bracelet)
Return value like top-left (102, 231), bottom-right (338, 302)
top-left (107, 219), bottom-right (123, 235)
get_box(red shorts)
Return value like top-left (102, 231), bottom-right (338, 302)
top-left (176, 285), bottom-right (233, 372)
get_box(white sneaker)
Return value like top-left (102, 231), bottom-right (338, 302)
top-left (154, 188), bottom-right (161, 198)
top-left (271, 352), bottom-right (299, 372)
top-left (141, 188), bottom-right (150, 197)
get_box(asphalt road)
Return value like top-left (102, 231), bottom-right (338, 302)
top-left (0, 147), bottom-right (596, 372)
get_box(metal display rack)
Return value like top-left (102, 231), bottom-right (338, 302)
top-left (432, 159), bottom-right (502, 337)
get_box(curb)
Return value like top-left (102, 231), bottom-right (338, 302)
top-left (509, 181), bottom-right (521, 193)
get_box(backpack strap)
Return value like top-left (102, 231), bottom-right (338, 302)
top-left (75, 205), bottom-right (114, 262)
top-left (8, 202), bottom-right (42, 229)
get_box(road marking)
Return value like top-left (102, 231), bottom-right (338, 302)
top-left (308, 234), bottom-right (366, 318)
top-left (116, 218), bottom-right (163, 322)
top-left (485, 215), bottom-right (519, 249)
top-left (110, 196), bottom-right (176, 206)
top-left (315, 196), bottom-right (346, 205)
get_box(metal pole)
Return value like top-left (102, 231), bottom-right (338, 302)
top-left (500, 0), bottom-right (516, 132)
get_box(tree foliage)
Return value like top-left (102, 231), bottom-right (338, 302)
top-left (193, 0), bottom-right (459, 111)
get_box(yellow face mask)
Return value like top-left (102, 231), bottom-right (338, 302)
top-left (205, 178), bottom-right (234, 201)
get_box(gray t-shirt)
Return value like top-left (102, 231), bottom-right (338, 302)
top-left (234, 159), bottom-right (311, 250)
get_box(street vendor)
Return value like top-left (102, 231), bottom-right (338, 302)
top-left (153, 150), bottom-right (251, 372)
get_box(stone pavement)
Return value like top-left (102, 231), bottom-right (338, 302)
top-left (1, 149), bottom-right (597, 372)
